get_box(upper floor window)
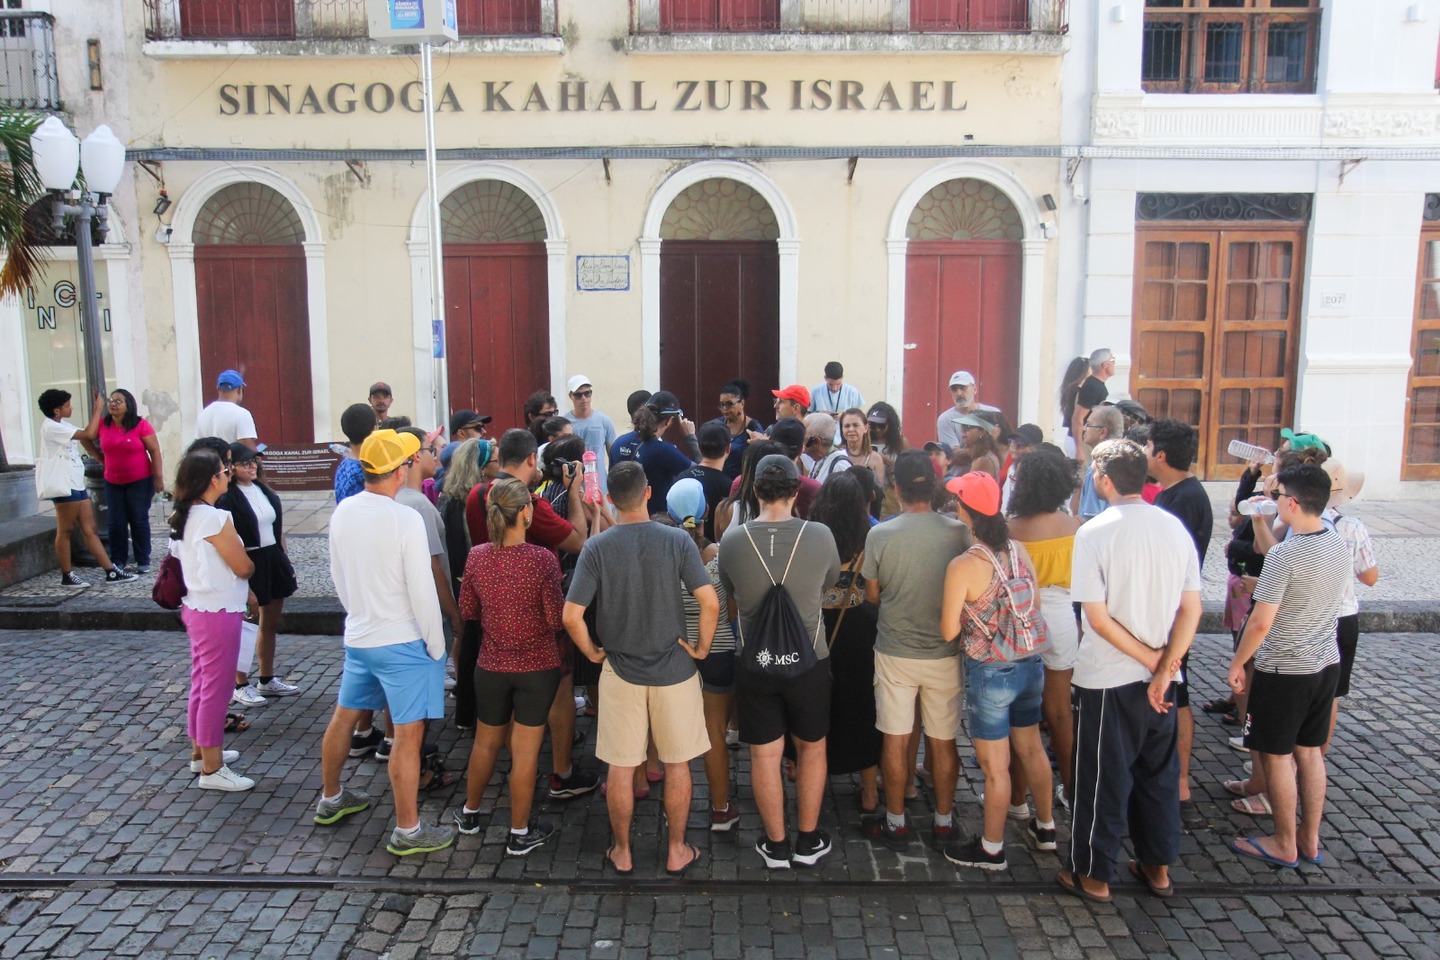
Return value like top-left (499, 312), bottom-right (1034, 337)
top-left (1142, 0), bottom-right (1320, 94)
top-left (150, 0), bottom-right (550, 41)
top-left (659, 0), bottom-right (779, 32)
top-left (911, 0), bottom-right (1029, 32)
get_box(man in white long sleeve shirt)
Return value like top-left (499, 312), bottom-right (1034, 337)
top-left (313, 429), bottom-right (454, 857)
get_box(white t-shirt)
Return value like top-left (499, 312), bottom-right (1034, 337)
top-left (40, 418), bottom-right (85, 490)
top-left (329, 490), bottom-right (446, 658)
top-left (195, 400), bottom-right (258, 445)
top-left (238, 483), bottom-right (277, 549)
top-left (1070, 502), bottom-right (1202, 690)
top-left (934, 402), bottom-right (1002, 447)
top-left (178, 503), bottom-right (249, 613)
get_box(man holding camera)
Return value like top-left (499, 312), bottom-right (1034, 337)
top-left (463, 428), bottom-right (602, 799)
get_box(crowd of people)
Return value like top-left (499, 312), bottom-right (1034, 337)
top-left (31, 351), bottom-right (1379, 889)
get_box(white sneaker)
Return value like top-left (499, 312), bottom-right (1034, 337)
top-left (190, 750), bottom-right (239, 773)
top-left (444, 675), bottom-right (457, 691)
top-left (255, 678), bottom-right (300, 697)
top-left (196, 765), bottom-right (255, 791)
top-left (231, 685), bottom-right (268, 707)
top-left (1228, 735), bottom-right (1248, 753)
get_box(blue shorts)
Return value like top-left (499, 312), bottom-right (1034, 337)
top-left (964, 656), bottom-right (1043, 741)
top-left (338, 640), bottom-right (446, 725)
top-left (50, 489), bottom-right (88, 503)
top-left (696, 650), bottom-right (736, 694)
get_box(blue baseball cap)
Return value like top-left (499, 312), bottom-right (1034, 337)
top-left (666, 478), bottom-right (707, 529)
top-left (217, 369), bottom-right (246, 389)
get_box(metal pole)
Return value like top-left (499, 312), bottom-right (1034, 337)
top-left (421, 40), bottom-right (448, 433)
top-left (72, 197), bottom-right (106, 402)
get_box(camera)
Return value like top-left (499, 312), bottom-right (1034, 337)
top-left (546, 458), bottom-right (576, 483)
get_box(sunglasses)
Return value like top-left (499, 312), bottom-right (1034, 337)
top-left (401, 457), bottom-right (416, 468)
top-left (571, 389), bottom-right (593, 399)
top-left (718, 400), bottom-right (739, 409)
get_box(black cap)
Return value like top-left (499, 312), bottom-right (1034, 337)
top-left (229, 441), bottom-right (262, 463)
top-left (824, 361), bottom-right (844, 380)
top-left (648, 390), bottom-right (683, 417)
top-left (1006, 424), bottom-right (1044, 447)
top-left (755, 454), bottom-right (800, 481)
top-left (767, 417), bottom-right (806, 458)
top-left (449, 409), bottom-right (492, 436)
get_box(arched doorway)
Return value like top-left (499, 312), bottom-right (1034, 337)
top-left (441, 180), bottom-right (550, 431)
top-left (901, 178), bottom-right (1023, 439)
top-left (659, 178), bottom-right (780, 421)
top-left (193, 182), bottom-right (315, 445)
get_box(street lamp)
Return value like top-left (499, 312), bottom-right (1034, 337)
top-left (30, 116), bottom-right (125, 403)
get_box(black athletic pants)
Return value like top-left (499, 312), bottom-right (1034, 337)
top-left (1069, 681), bottom-right (1180, 884)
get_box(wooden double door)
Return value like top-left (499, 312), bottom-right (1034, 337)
top-left (444, 243), bottom-right (550, 432)
top-left (902, 239), bottom-right (1021, 440)
top-left (659, 240), bottom-right (779, 423)
top-left (195, 245), bottom-right (314, 444)
top-left (1132, 225), bottom-right (1304, 479)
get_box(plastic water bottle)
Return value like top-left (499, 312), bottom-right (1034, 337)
top-left (1237, 497), bottom-right (1277, 517)
top-left (1227, 439), bottom-right (1274, 464)
top-left (582, 450), bottom-right (601, 503)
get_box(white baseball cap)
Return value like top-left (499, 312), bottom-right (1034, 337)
top-left (949, 371), bottom-right (976, 388)
top-left (567, 374), bottom-right (593, 394)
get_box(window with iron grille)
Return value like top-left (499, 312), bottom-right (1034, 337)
top-left (659, 0), bottom-right (780, 32)
top-left (1141, 0), bottom-right (1319, 94)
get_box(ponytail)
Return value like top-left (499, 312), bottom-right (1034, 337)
top-left (633, 404), bottom-right (662, 442)
top-left (485, 476), bottom-right (532, 546)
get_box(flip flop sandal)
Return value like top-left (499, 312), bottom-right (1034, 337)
top-left (1055, 869), bottom-right (1112, 904)
top-left (1127, 859), bottom-right (1174, 898)
top-left (418, 755), bottom-right (456, 793)
top-left (665, 843), bottom-right (703, 878)
top-left (1230, 836), bottom-right (1298, 869)
top-left (1231, 793), bottom-right (1273, 816)
top-left (224, 712), bottom-right (250, 733)
top-left (1221, 712), bottom-right (1239, 726)
top-left (1298, 846), bottom-right (1324, 865)
top-left (602, 845), bottom-right (634, 877)
top-left (1223, 778), bottom-right (1252, 798)
top-left (1201, 698), bottom-right (1234, 714)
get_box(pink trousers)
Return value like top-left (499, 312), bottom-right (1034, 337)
top-left (182, 607), bottom-right (242, 748)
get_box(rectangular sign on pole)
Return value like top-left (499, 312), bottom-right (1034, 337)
top-left (366, 0), bottom-right (457, 43)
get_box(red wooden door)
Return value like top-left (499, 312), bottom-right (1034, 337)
top-left (912, 0), bottom-right (1028, 30)
top-left (194, 245), bottom-right (313, 444)
top-left (455, 0), bottom-right (540, 35)
top-left (660, 0), bottom-right (779, 31)
top-left (660, 240), bottom-right (779, 423)
top-left (444, 243), bottom-right (549, 432)
top-left (903, 240), bottom-right (1021, 442)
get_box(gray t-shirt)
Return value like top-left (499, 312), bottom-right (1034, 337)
top-left (717, 518), bottom-right (841, 659)
top-left (563, 409), bottom-right (619, 493)
top-left (396, 487), bottom-right (449, 582)
top-left (862, 511), bottom-right (972, 659)
top-left (567, 521), bottom-right (710, 686)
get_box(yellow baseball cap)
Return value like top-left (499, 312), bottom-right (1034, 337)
top-left (358, 429), bottom-right (420, 474)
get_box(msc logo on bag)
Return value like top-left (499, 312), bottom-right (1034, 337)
top-left (754, 649), bottom-right (802, 669)
top-left (739, 521), bottom-right (820, 681)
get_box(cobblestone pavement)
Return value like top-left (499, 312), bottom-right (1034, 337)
top-left (1, 628), bottom-right (1439, 957)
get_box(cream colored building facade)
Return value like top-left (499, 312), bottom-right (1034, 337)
top-left (1, 1), bottom-right (1071, 472)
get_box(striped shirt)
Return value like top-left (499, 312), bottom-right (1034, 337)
top-left (1252, 528), bottom-right (1351, 675)
top-left (1326, 510), bottom-right (1376, 618)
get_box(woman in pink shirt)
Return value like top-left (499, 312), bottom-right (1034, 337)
top-left (97, 389), bottom-right (165, 573)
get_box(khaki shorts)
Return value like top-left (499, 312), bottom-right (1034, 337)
top-left (595, 661), bottom-right (710, 767)
top-left (873, 650), bottom-right (962, 741)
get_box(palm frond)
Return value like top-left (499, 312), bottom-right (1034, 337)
top-left (0, 109), bottom-right (49, 299)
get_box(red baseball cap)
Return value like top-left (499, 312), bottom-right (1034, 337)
top-left (946, 471), bottom-right (1001, 517)
top-left (772, 384), bottom-right (811, 408)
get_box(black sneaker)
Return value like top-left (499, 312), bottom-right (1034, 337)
top-left (452, 807), bottom-right (484, 836)
top-left (348, 728), bottom-right (384, 758)
top-left (549, 767), bottom-right (600, 800)
top-left (859, 813), bottom-right (912, 851)
top-left (505, 821), bottom-right (555, 857)
top-left (374, 738), bottom-right (393, 762)
top-left (792, 830), bottom-right (832, 867)
top-left (755, 836), bottom-right (793, 869)
top-left (103, 567), bottom-right (137, 585)
top-left (1027, 818), bottom-right (1057, 851)
top-left (60, 572), bottom-right (87, 588)
top-left (931, 821), bottom-right (959, 851)
top-left (943, 836), bottom-right (1007, 871)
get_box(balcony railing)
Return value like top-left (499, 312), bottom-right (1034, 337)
top-left (0, 12), bottom-right (60, 111)
top-left (142, 0), bottom-right (559, 41)
top-left (1142, 5), bottom-right (1320, 94)
top-left (635, 0), bottom-right (1067, 34)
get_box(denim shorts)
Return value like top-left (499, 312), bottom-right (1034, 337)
top-left (963, 655), bottom-right (1044, 741)
top-left (338, 639), bottom-right (446, 725)
top-left (50, 489), bottom-right (88, 504)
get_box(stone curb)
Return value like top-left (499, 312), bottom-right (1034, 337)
top-left (2, 598), bottom-right (1438, 636)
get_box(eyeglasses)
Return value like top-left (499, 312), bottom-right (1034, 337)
top-left (217, 466), bottom-right (233, 478)
top-left (401, 457), bottom-right (416, 468)
top-left (571, 389), bottom-right (593, 399)
top-left (107, 397), bottom-right (125, 405)
top-left (539, 409), bottom-right (557, 418)
top-left (718, 400), bottom-right (738, 409)
top-left (1269, 489), bottom-right (1295, 503)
